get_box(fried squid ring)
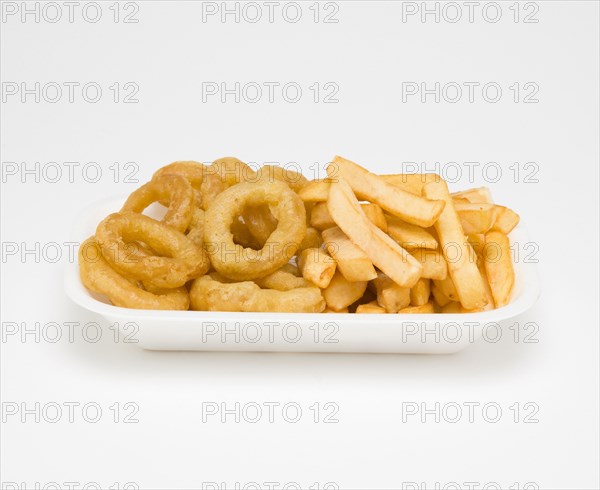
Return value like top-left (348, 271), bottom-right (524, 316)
top-left (190, 275), bottom-right (325, 313)
top-left (153, 160), bottom-right (206, 207)
top-left (204, 180), bottom-right (307, 280)
top-left (121, 174), bottom-right (194, 232)
top-left (79, 237), bottom-right (189, 310)
top-left (96, 212), bottom-right (209, 288)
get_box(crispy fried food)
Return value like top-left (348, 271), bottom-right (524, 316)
top-left (322, 226), bottom-right (377, 282)
top-left (478, 261), bottom-right (496, 311)
top-left (243, 204), bottom-right (278, 244)
top-left (79, 237), bottom-right (189, 310)
top-left (432, 275), bottom-right (460, 302)
top-left (199, 174), bottom-right (224, 210)
top-left (468, 234), bottom-right (486, 258)
top-left (208, 156), bottom-right (255, 187)
top-left (356, 301), bottom-right (387, 314)
top-left (455, 202), bottom-right (496, 235)
top-left (409, 248), bottom-right (448, 280)
top-left (82, 158), bottom-right (520, 314)
top-left (423, 180), bottom-right (488, 310)
top-left (186, 208), bottom-right (205, 246)
top-left (310, 202), bottom-right (387, 231)
top-left (152, 160), bottom-right (206, 206)
top-left (361, 203), bottom-right (387, 231)
top-left (310, 202), bottom-right (336, 230)
top-left (190, 274), bottom-right (325, 313)
top-left (451, 186), bottom-right (493, 204)
top-left (243, 165), bottom-right (310, 242)
top-left (204, 180), bottom-right (306, 280)
top-left (483, 231), bottom-right (515, 308)
top-left (441, 302), bottom-right (484, 314)
top-left (299, 227), bottom-right (323, 251)
top-left (298, 179), bottom-right (332, 202)
top-left (328, 156), bottom-right (445, 227)
top-left (121, 174), bottom-right (194, 233)
top-left (298, 248), bottom-right (337, 288)
top-left (327, 179), bottom-right (422, 288)
top-left (324, 307), bottom-right (349, 313)
top-left (255, 164), bottom-right (308, 193)
top-left (386, 216), bottom-right (438, 250)
top-left (323, 271), bottom-right (368, 311)
top-left (491, 206), bottom-right (520, 234)
top-left (372, 273), bottom-right (411, 313)
top-left (410, 278), bottom-right (431, 306)
top-left (399, 302), bottom-right (435, 314)
top-left (96, 212), bottom-right (209, 288)
top-left (431, 284), bottom-right (452, 307)
top-left (381, 173), bottom-right (441, 196)
top-left (254, 265), bottom-right (310, 291)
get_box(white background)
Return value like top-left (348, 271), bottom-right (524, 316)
top-left (1, 1), bottom-right (599, 489)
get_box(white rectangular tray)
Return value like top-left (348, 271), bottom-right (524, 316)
top-left (65, 197), bottom-right (540, 354)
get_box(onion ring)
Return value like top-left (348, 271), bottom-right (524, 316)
top-left (121, 174), bottom-right (194, 232)
top-left (254, 265), bottom-right (310, 291)
top-left (79, 237), bottom-right (189, 310)
top-left (204, 180), bottom-right (307, 280)
top-left (185, 207), bottom-right (205, 246)
top-left (153, 160), bottom-right (206, 207)
top-left (190, 274), bottom-right (325, 313)
top-left (209, 156), bottom-right (255, 187)
top-left (243, 204), bottom-right (278, 244)
top-left (255, 164), bottom-right (308, 193)
top-left (96, 212), bottom-right (209, 288)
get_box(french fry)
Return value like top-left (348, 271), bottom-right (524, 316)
top-left (356, 301), bottom-right (387, 314)
top-left (328, 156), bottom-right (445, 227)
top-left (298, 179), bottom-right (332, 202)
top-left (299, 227), bottom-right (323, 251)
top-left (409, 248), bottom-right (448, 280)
top-left (483, 231), bottom-right (515, 307)
top-left (410, 278), bottom-right (431, 306)
top-left (491, 206), bottom-right (520, 234)
top-left (361, 203), bottom-right (387, 231)
top-left (468, 234), bottom-right (486, 259)
top-left (432, 275), bottom-right (460, 302)
top-left (298, 248), bottom-right (337, 289)
top-left (327, 179), bottom-right (423, 288)
top-left (280, 263), bottom-right (302, 276)
top-left (322, 226), bottom-right (377, 282)
top-left (310, 202), bottom-right (336, 230)
top-left (423, 180), bottom-right (488, 310)
top-left (477, 262), bottom-right (496, 311)
top-left (431, 284), bottom-right (452, 307)
top-left (311, 202), bottom-right (387, 231)
top-left (372, 273), bottom-right (411, 313)
top-left (323, 270), bottom-right (368, 311)
top-left (451, 186), bottom-right (493, 204)
top-left (381, 173), bottom-right (441, 196)
top-left (441, 302), bottom-right (484, 314)
top-left (399, 302), bottom-right (435, 314)
top-left (386, 216), bottom-right (438, 250)
top-left (455, 202), bottom-right (496, 234)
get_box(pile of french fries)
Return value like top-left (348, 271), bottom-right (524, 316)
top-left (301, 156), bottom-right (518, 314)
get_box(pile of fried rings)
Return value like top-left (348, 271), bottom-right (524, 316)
top-left (79, 158), bottom-right (328, 312)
